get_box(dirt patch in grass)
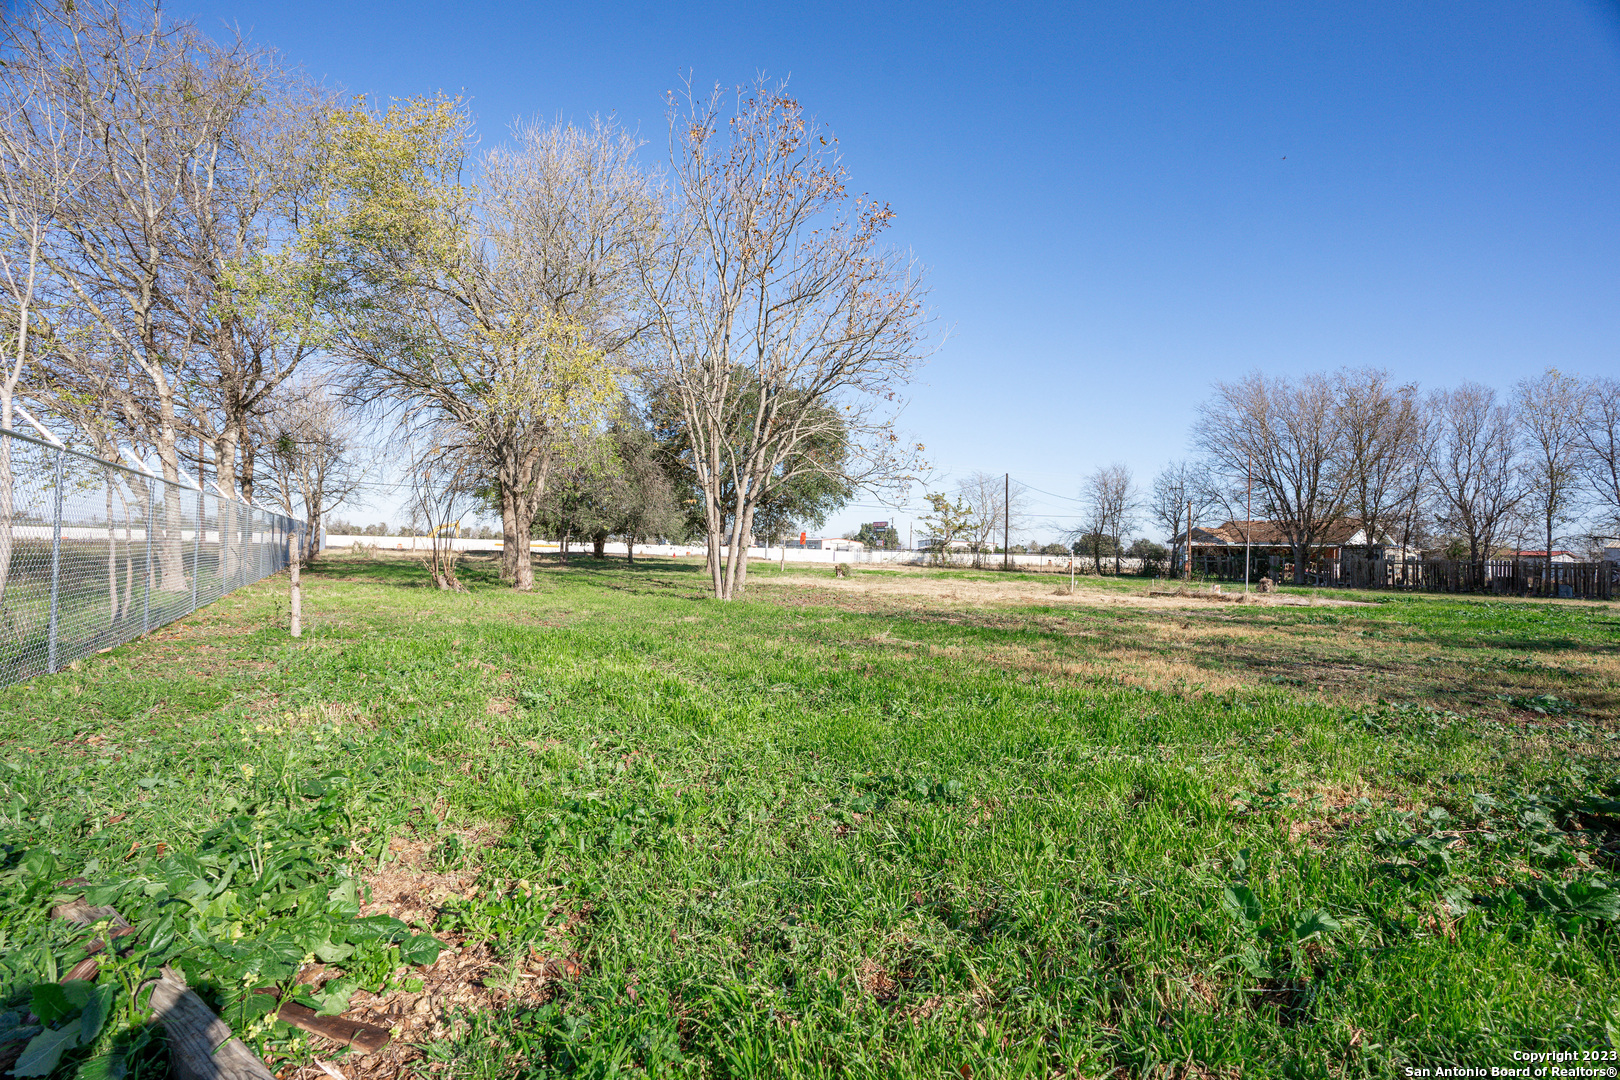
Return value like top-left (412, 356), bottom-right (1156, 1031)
top-left (269, 840), bottom-right (584, 1080)
top-left (767, 569), bottom-right (1370, 611)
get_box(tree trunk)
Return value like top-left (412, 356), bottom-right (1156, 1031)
top-left (499, 483), bottom-right (518, 583)
top-left (288, 534), bottom-right (302, 637)
top-left (150, 388), bottom-right (190, 593)
top-left (706, 501), bottom-right (723, 598)
top-left (626, 535), bottom-right (634, 564)
top-left (1546, 514), bottom-right (1555, 598)
top-left (593, 530), bottom-right (607, 558)
top-left (731, 501), bottom-right (759, 598)
top-left (1293, 540), bottom-right (1307, 584)
top-left (0, 423), bottom-right (12, 611)
top-left (510, 488), bottom-right (536, 589)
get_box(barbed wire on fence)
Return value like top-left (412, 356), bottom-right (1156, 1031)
top-left (0, 427), bottom-right (307, 689)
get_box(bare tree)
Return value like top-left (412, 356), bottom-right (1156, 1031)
top-left (1429, 382), bottom-right (1522, 562)
top-left (920, 492), bottom-right (975, 564)
top-left (1335, 367), bottom-right (1426, 553)
top-left (1194, 372), bottom-right (1347, 583)
top-left (1077, 463), bottom-right (1135, 575)
top-left (640, 78), bottom-right (929, 600)
top-left (1514, 368), bottom-right (1586, 568)
top-left (1579, 376), bottom-right (1620, 538)
top-left (0, 26), bottom-right (88, 606)
top-left (9, 0), bottom-right (324, 593)
top-left (407, 439), bottom-right (479, 591)
top-left (255, 375), bottom-right (371, 560)
top-left (1150, 460), bottom-right (1216, 575)
top-left (955, 471), bottom-right (1027, 567)
top-left (330, 106), bottom-right (651, 590)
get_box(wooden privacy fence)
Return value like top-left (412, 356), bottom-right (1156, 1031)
top-left (1330, 557), bottom-right (1615, 599)
top-left (1188, 552), bottom-right (1616, 599)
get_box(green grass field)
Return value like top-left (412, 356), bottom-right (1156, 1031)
top-left (2, 554), bottom-right (1617, 1080)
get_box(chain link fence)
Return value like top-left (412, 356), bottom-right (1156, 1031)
top-left (0, 426), bottom-right (306, 689)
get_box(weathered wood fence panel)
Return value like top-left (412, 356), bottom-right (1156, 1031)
top-left (1331, 558), bottom-right (1614, 600)
top-left (1190, 554), bottom-right (1615, 599)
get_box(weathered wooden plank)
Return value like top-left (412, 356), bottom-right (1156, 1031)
top-left (147, 968), bottom-right (276, 1080)
top-left (270, 1000), bottom-right (390, 1054)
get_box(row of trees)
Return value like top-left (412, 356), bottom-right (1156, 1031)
top-left (1150, 368), bottom-right (1619, 583)
top-left (2, 2), bottom-right (929, 601)
top-left (921, 368), bottom-right (1616, 584)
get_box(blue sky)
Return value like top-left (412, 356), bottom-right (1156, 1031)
top-left (188, 0), bottom-right (1620, 542)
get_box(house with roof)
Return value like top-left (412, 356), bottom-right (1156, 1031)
top-left (1514, 549), bottom-right (1578, 565)
top-left (1174, 518), bottom-right (1398, 581)
top-left (1183, 519), bottom-right (1394, 560)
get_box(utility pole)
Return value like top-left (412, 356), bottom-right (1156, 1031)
top-left (1185, 499), bottom-right (1193, 582)
top-left (1244, 454), bottom-right (1253, 597)
top-left (1003, 472), bottom-right (1010, 571)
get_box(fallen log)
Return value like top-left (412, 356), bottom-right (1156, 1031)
top-left (147, 967), bottom-right (276, 1080)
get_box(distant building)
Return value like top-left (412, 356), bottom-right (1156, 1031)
top-left (792, 537), bottom-right (865, 551)
top-left (1514, 550), bottom-right (1578, 565)
top-left (1180, 519), bottom-right (1394, 563)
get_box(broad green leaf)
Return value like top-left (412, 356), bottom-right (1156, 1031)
top-left (14, 1019), bottom-right (83, 1077)
top-left (20, 848), bottom-right (56, 884)
top-left (400, 934), bottom-right (444, 967)
top-left (315, 976), bottom-right (360, 1016)
top-left (1561, 882), bottom-right (1620, 921)
top-left (31, 982), bottom-right (95, 1026)
top-left (314, 940), bottom-right (355, 963)
top-left (77, 985), bottom-right (115, 1044)
top-left (1221, 885), bottom-right (1262, 926)
top-left (1291, 909), bottom-right (1341, 941)
top-left (327, 878), bottom-right (360, 916)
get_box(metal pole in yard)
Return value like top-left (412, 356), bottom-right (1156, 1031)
top-left (191, 489), bottom-right (201, 613)
top-left (1244, 455), bottom-right (1252, 597)
top-left (48, 447), bottom-right (63, 673)
top-left (143, 489), bottom-right (153, 633)
top-left (1003, 472), bottom-right (1010, 572)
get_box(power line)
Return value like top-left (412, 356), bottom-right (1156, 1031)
top-left (1018, 481), bottom-right (1085, 505)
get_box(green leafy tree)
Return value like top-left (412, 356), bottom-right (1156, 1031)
top-left (852, 523), bottom-right (901, 549)
top-left (920, 493), bottom-right (975, 563)
top-left (649, 375), bottom-right (855, 556)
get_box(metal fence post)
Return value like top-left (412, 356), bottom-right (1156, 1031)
top-left (143, 491), bottom-right (153, 633)
top-left (47, 446), bottom-right (63, 673)
top-left (191, 488), bottom-right (202, 614)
